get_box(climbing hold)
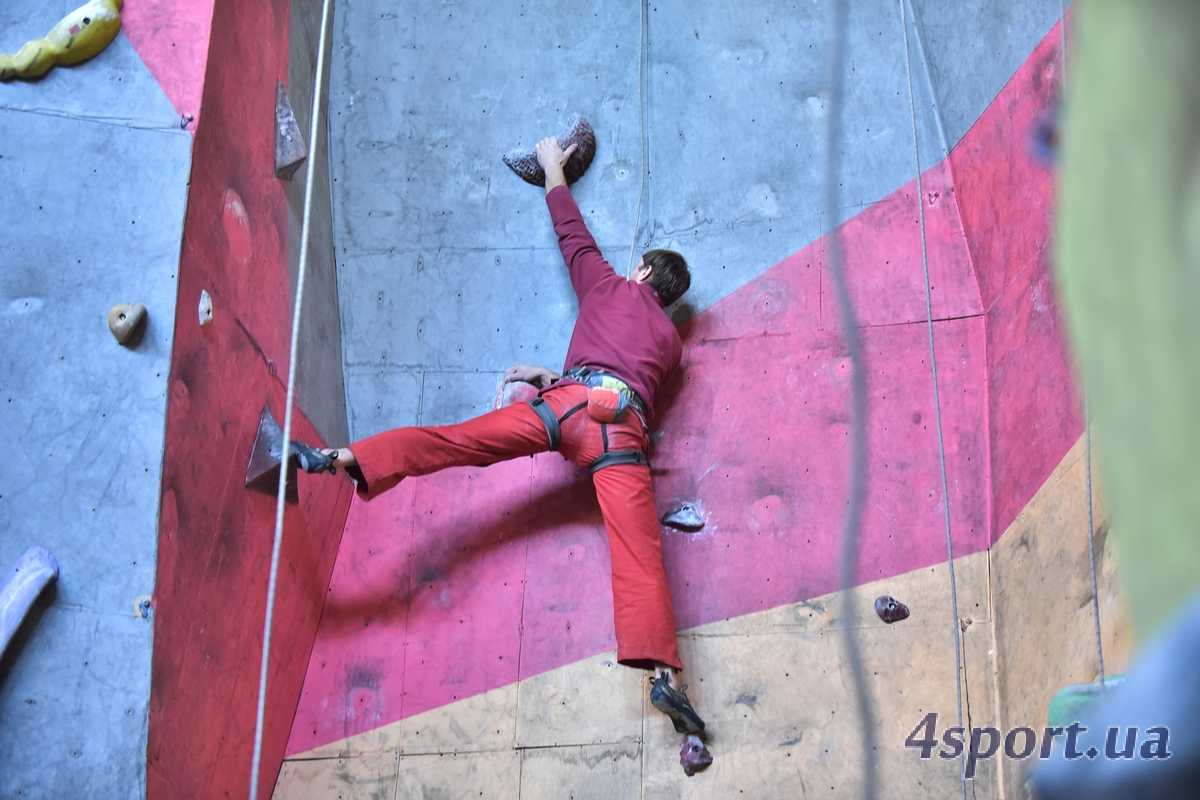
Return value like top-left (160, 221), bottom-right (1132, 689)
top-left (198, 290), bottom-right (213, 326)
top-left (679, 734), bottom-right (713, 777)
top-left (106, 303), bottom-right (147, 346)
top-left (0, 547), bottom-right (59, 662)
top-left (132, 594), bottom-right (152, 619)
top-left (275, 82), bottom-right (307, 180)
top-left (1030, 104), bottom-right (1059, 165)
top-left (502, 114), bottom-right (597, 187)
top-left (0, 0), bottom-right (123, 82)
top-left (244, 405), bottom-right (299, 505)
top-left (874, 595), bottom-right (910, 624)
top-left (662, 501), bottom-right (705, 532)
top-left (494, 378), bottom-right (540, 410)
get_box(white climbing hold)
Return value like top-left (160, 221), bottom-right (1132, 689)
top-left (198, 290), bottom-right (213, 326)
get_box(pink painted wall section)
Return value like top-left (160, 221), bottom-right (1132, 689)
top-left (124, 0), bottom-right (217, 127)
top-left (951, 22), bottom-right (1061, 312)
top-left (947, 21), bottom-right (1083, 537)
top-left (819, 161), bottom-right (981, 327)
top-left (983, 266), bottom-right (1081, 538)
top-left (148, 0), bottom-right (352, 797)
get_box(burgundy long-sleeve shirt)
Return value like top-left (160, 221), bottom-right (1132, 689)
top-left (546, 185), bottom-right (682, 420)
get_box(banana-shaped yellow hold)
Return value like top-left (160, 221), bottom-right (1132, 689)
top-left (0, 0), bottom-right (122, 81)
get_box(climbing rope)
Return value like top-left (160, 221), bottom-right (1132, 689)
top-left (1083, 402), bottom-right (1106, 684)
top-left (1063, 0), bottom-right (1107, 687)
top-left (823, 3), bottom-right (879, 799)
top-left (898, 1), bottom-right (968, 797)
top-left (626, 0), bottom-right (650, 278)
top-left (248, 0), bottom-right (334, 796)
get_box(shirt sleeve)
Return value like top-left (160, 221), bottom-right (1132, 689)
top-left (546, 185), bottom-right (616, 300)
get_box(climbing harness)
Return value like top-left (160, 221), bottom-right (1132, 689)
top-left (528, 395), bottom-right (586, 452)
top-left (529, 366), bottom-right (650, 474)
top-left (563, 365), bottom-right (648, 424)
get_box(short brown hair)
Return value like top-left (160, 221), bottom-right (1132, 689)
top-left (643, 248), bottom-right (690, 306)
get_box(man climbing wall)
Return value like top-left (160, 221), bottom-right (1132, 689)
top-left (294, 137), bottom-right (712, 776)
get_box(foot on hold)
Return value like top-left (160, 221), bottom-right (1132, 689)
top-left (650, 673), bottom-right (706, 735)
top-left (290, 441), bottom-right (337, 474)
top-left (679, 734), bottom-right (713, 777)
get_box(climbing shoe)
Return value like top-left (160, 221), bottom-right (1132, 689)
top-left (650, 673), bottom-right (706, 735)
top-left (291, 441), bottom-right (337, 474)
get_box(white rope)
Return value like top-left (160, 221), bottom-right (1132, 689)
top-left (1083, 401), bottom-right (1106, 684)
top-left (1061, 3), bottom-right (1105, 690)
top-left (626, 0), bottom-right (649, 278)
top-left (898, 1), bottom-right (967, 797)
top-left (248, 0), bottom-right (334, 795)
top-left (822, 3), bottom-right (878, 799)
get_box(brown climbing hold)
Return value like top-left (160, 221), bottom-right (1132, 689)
top-left (107, 303), bottom-right (147, 346)
top-left (502, 114), bottom-right (597, 187)
top-left (679, 734), bottom-right (713, 777)
top-left (874, 594), bottom-right (910, 624)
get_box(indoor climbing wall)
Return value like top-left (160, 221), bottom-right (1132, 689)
top-left (276, 1), bottom-right (1126, 799)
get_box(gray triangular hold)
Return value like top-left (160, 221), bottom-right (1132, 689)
top-left (245, 404), bottom-right (299, 504)
top-left (275, 82), bottom-right (308, 180)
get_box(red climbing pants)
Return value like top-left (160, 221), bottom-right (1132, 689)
top-left (348, 383), bottom-right (683, 671)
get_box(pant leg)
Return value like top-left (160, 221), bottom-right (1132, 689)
top-left (592, 462), bottom-right (683, 671)
top-left (348, 401), bottom-right (549, 500)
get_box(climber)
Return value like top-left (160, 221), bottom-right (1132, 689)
top-left (291, 136), bottom-right (709, 764)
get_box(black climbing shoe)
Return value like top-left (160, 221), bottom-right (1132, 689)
top-left (291, 441), bottom-right (337, 474)
top-left (650, 673), bottom-right (706, 735)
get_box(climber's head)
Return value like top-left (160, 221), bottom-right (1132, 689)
top-left (634, 249), bottom-right (691, 307)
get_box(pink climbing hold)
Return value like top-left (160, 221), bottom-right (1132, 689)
top-left (679, 734), bottom-right (713, 777)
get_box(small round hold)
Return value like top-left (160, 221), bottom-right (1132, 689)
top-left (1029, 105), bottom-right (1059, 166)
top-left (107, 303), bottom-right (147, 346)
top-left (874, 594), bottom-right (910, 624)
top-left (679, 734), bottom-right (713, 777)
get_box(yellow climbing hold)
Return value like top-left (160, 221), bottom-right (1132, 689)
top-left (0, 0), bottom-right (123, 81)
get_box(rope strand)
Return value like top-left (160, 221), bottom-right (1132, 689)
top-left (626, 0), bottom-right (649, 277)
top-left (823, 3), bottom-right (878, 798)
top-left (248, 0), bottom-right (334, 795)
top-left (899, 1), bottom-right (967, 796)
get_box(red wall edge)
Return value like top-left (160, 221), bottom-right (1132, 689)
top-left (147, 0), bottom-right (353, 797)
